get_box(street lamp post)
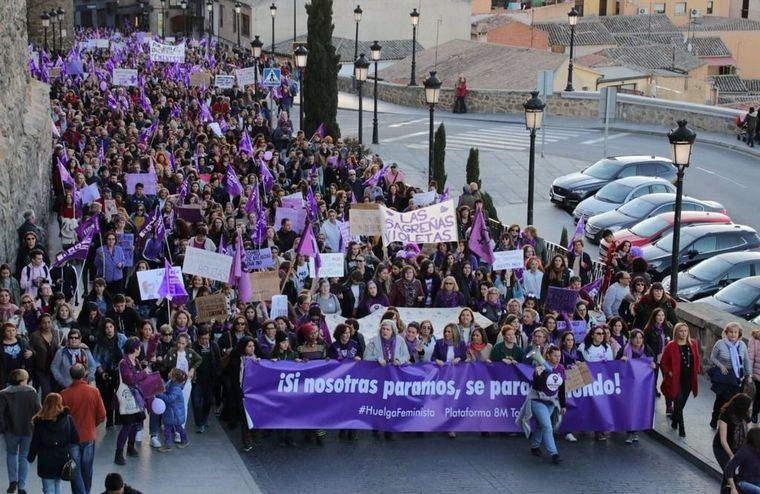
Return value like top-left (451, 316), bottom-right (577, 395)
top-left (523, 91), bottom-right (546, 226)
top-left (293, 0), bottom-right (297, 42)
top-left (352, 5), bottom-right (362, 89)
top-left (423, 71), bottom-right (442, 185)
top-left (667, 120), bottom-right (697, 297)
top-left (270, 3), bottom-right (277, 58)
top-left (160, 0), bottom-right (166, 38)
top-left (41, 12), bottom-right (50, 52)
top-left (294, 45), bottom-right (308, 131)
top-left (354, 53), bottom-right (370, 145)
top-left (235, 2), bottom-right (242, 47)
top-left (370, 40), bottom-right (381, 144)
top-left (143, 8), bottom-right (150, 31)
top-left (56, 7), bottom-right (64, 51)
top-left (409, 8), bottom-right (420, 86)
top-left (251, 35), bottom-right (263, 97)
top-left (180, 0), bottom-right (187, 39)
top-left (206, 0), bottom-right (213, 48)
top-left (49, 10), bottom-right (57, 54)
top-left (565, 7), bottom-right (578, 92)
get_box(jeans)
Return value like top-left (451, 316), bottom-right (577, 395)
top-left (4, 434), bottom-right (31, 489)
top-left (191, 381), bottom-right (213, 427)
top-left (41, 477), bottom-right (62, 494)
top-left (530, 400), bottom-right (558, 456)
top-left (738, 481), bottom-right (760, 494)
top-left (69, 441), bottom-right (95, 494)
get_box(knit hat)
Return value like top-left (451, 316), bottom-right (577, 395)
top-left (275, 330), bottom-right (288, 344)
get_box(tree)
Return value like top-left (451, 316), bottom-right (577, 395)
top-left (560, 226), bottom-right (569, 250)
top-left (432, 123), bottom-right (447, 192)
top-left (465, 148), bottom-right (481, 189)
top-left (481, 191), bottom-right (499, 223)
top-left (304, 0), bottom-right (340, 138)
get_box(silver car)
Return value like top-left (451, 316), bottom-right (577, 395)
top-left (573, 176), bottom-right (675, 222)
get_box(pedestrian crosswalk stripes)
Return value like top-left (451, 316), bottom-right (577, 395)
top-left (403, 126), bottom-right (595, 152)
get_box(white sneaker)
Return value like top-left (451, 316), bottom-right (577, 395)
top-left (174, 432), bottom-right (181, 444)
top-left (632, 432), bottom-right (639, 442)
top-left (625, 433), bottom-right (634, 444)
top-left (150, 436), bottom-right (162, 448)
top-left (564, 433), bottom-right (577, 442)
top-left (135, 430), bottom-right (143, 443)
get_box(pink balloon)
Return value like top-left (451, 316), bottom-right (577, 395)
top-left (100, 81), bottom-right (107, 92)
top-left (263, 151), bottom-right (273, 161)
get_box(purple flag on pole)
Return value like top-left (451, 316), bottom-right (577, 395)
top-left (259, 160), bottom-right (274, 193)
top-left (310, 122), bottom-right (325, 141)
top-left (57, 160), bottom-right (76, 189)
top-left (177, 178), bottom-right (189, 205)
top-left (199, 102), bottom-right (213, 123)
top-left (363, 164), bottom-right (389, 187)
top-left (440, 186), bottom-right (450, 202)
top-left (225, 164), bottom-right (244, 197)
top-left (51, 118), bottom-right (60, 138)
top-left (582, 278), bottom-right (603, 298)
top-left (568, 216), bottom-right (586, 251)
top-left (296, 219), bottom-right (321, 276)
top-left (75, 214), bottom-right (101, 241)
top-left (158, 259), bottom-right (188, 305)
top-left (468, 208), bottom-right (495, 264)
top-left (53, 226), bottom-right (97, 267)
top-left (253, 211), bottom-right (267, 244)
top-left (239, 128), bottom-right (253, 155)
top-left (306, 187), bottom-right (319, 221)
top-left (243, 185), bottom-right (259, 214)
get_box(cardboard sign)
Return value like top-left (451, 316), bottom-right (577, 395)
top-left (308, 253), bottom-right (345, 279)
top-left (182, 246), bottom-right (233, 283)
top-left (125, 173), bottom-right (158, 195)
top-left (281, 193), bottom-right (303, 209)
top-left (381, 200), bottom-right (458, 245)
top-left (149, 40), bottom-right (186, 63)
top-left (248, 271), bottom-right (281, 301)
top-left (136, 266), bottom-right (183, 300)
top-left (564, 362), bottom-right (593, 393)
top-left (411, 190), bottom-right (437, 207)
top-left (194, 293), bottom-right (229, 323)
top-left (348, 203), bottom-right (383, 236)
top-left (49, 67), bottom-right (61, 79)
top-left (104, 199), bottom-right (118, 221)
top-left (235, 66), bottom-right (257, 87)
top-left (245, 248), bottom-right (275, 270)
top-left (175, 204), bottom-right (204, 223)
top-left (492, 250), bottom-right (524, 271)
top-left (190, 71), bottom-right (211, 87)
top-left (270, 295), bottom-right (289, 319)
top-left (214, 74), bottom-right (236, 89)
top-left (544, 287), bottom-right (579, 314)
top-left (112, 68), bottom-right (138, 87)
top-left (274, 207), bottom-right (306, 234)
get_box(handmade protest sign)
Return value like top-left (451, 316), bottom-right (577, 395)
top-left (248, 271), bottom-right (281, 301)
top-left (208, 122), bottom-right (223, 137)
top-left (136, 266), bottom-right (183, 300)
top-left (95, 39), bottom-right (110, 49)
top-left (190, 71), bottom-right (211, 87)
top-left (348, 203), bottom-right (382, 236)
top-left (175, 205), bottom-right (203, 223)
top-left (308, 253), bottom-right (344, 278)
top-left (244, 359), bottom-right (655, 433)
top-left (564, 362), bottom-right (593, 393)
top-left (544, 287), bottom-right (579, 314)
top-left (274, 207), bottom-right (306, 234)
top-left (182, 246), bottom-right (233, 283)
top-left (381, 200), bottom-right (458, 245)
top-left (117, 233), bottom-right (135, 268)
top-left (492, 250), bottom-right (524, 271)
top-left (411, 190), bottom-right (436, 207)
top-left (112, 68), bottom-right (138, 87)
top-left (214, 74), bottom-right (236, 89)
top-left (195, 294), bottom-right (229, 323)
top-left (281, 193), bottom-right (303, 209)
top-left (245, 248), bottom-right (275, 270)
top-left (125, 173), bottom-right (158, 195)
top-left (79, 183), bottom-right (101, 204)
top-left (149, 40), bottom-right (186, 63)
top-left (270, 295), bottom-right (289, 319)
top-left (235, 67), bottom-right (257, 87)
top-left (557, 320), bottom-right (589, 342)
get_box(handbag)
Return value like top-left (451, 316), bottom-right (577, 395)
top-left (60, 418), bottom-right (77, 481)
top-left (116, 369), bottom-right (142, 415)
top-left (138, 372), bottom-right (165, 400)
top-left (708, 365), bottom-right (740, 387)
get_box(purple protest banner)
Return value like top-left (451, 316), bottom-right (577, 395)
top-left (556, 320), bottom-right (589, 342)
top-left (125, 173), bottom-right (158, 195)
top-left (274, 207), bottom-right (306, 234)
top-left (544, 287), bottom-right (579, 314)
top-left (244, 360), bottom-right (654, 433)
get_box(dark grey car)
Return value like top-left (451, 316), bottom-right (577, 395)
top-left (698, 276), bottom-right (760, 320)
top-left (662, 251), bottom-right (760, 300)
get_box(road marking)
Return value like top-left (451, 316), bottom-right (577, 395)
top-left (695, 166), bottom-right (748, 189)
top-left (579, 132), bottom-right (630, 145)
top-left (388, 118), bottom-right (428, 128)
top-left (441, 139), bottom-right (525, 150)
top-left (382, 131), bottom-right (429, 142)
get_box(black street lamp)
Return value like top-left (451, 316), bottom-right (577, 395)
top-left (180, 0), bottom-right (188, 39)
top-left (293, 0), bottom-right (297, 42)
top-left (423, 71), bottom-right (442, 184)
top-left (667, 120), bottom-right (697, 297)
top-left (270, 3), bottom-right (277, 58)
top-left (143, 8), bottom-right (150, 30)
top-left (251, 35), bottom-right (263, 97)
top-left (206, 0), bottom-right (213, 48)
top-left (370, 40), bottom-right (381, 145)
top-left (41, 12), bottom-right (50, 52)
top-left (354, 53), bottom-right (370, 145)
top-left (352, 5), bottom-right (362, 89)
top-left (409, 8), bottom-right (420, 86)
top-left (160, 0), bottom-right (166, 38)
top-left (49, 10), bottom-right (57, 53)
top-left (565, 7), bottom-right (578, 92)
top-left (294, 44), bottom-right (308, 131)
top-left (523, 91), bottom-right (545, 226)
top-left (56, 7), bottom-right (64, 52)
top-left (235, 1), bottom-right (242, 47)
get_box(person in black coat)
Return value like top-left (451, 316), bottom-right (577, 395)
top-left (27, 393), bottom-right (79, 493)
top-left (50, 264), bottom-right (77, 305)
top-left (191, 327), bottom-right (221, 433)
top-left (566, 240), bottom-right (593, 285)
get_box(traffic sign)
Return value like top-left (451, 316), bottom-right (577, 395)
top-left (262, 68), bottom-right (282, 87)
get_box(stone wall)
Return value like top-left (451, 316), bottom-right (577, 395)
top-left (0, 0), bottom-right (52, 265)
top-left (340, 76), bottom-right (744, 135)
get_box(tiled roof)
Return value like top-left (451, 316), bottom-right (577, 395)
top-left (534, 20), bottom-right (616, 46)
top-left (273, 36), bottom-right (423, 62)
top-left (613, 34), bottom-right (731, 58)
top-left (711, 75), bottom-right (748, 93)
top-left (689, 17), bottom-right (760, 32)
top-left (471, 14), bottom-right (515, 35)
top-left (688, 37), bottom-right (732, 57)
top-left (598, 14), bottom-right (678, 34)
top-left (600, 45), bottom-right (704, 73)
top-left (744, 79), bottom-right (760, 92)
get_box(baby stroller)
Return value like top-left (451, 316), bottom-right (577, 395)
top-left (736, 115), bottom-right (748, 142)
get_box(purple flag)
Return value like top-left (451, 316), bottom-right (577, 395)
top-left (440, 186), bottom-right (450, 202)
top-left (468, 208), bottom-right (495, 264)
top-left (98, 142), bottom-right (106, 163)
top-left (53, 226), bottom-right (96, 267)
top-left (170, 103), bottom-right (181, 119)
top-left (107, 93), bottom-right (118, 110)
top-left (363, 164), bottom-right (389, 187)
top-left (177, 178), bottom-right (189, 205)
top-left (310, 122), bottom-right (325, 141)
top-left (253, 211), bottom-right (267, 244)
top-left (218, 234), bottom-right (230, 256)
top-left (259, 160), bottom-right (274, 193)
top-left (228, 232), bottom-right (243, 285)
top-left (51, 118), bottom-right (60, 138)
top-left (57, 160), bottom-right (76, 189)
top-left (243, 185), bottom-right (259, 214)
top-left (199, 102), bottom-right (213, 123)
top-left (582, 278), bottom-right (603, 298)
top-left (296, 219), bottom-right (321, 277)
top-left (225, 164), bottom-right (244, 197)
top-left (158, 259), bottom-right (188, 305)
top-left (219, 119), bottom-right (229, 133)
top-left (75, 214), bottom-right (101, 241)
top-left (306, 187), bottom-right (319, 221)
top-left (239, 128), bottom-right (253, 155)
top-left (569, 216), bottom-right (587, 251)
top-left (137, 206), bottom-right (163, 241)
top-left (139, 119), bottom-right (158, 145)
top-left (167, 151), bottom-right (176, 172)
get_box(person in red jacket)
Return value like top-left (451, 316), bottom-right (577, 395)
top-left (453, 76), bottom-right (468, 114)
top-left (660, 322), bottom-right (700, 437)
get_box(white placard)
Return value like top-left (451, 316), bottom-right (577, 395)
top-left (235, 66), bottom-right (257, 87)
top-left (492, 250), bottom-right (525, 271)
top-left (112, 68), bottom-right (138, 87)
top-left (308, 253), bottom-right (345, 279)
top-left (164, 36), bottom-right (176, 43)
top-left (182, 246), bottom-right (233, 283)
top-left (281, 192), bottom-right (303, 209)
top-left (136, 266), bottom-right (184, 300)
top-left (149, 40), bottom-right (186, 63)
top-left (270, 295), bottom-right (289, 319)
top-left (95, 39), bottom-right (110, 49)
top-left (381, 200), bottom-right (458, 245)
top-left (214, 74), bottom-right (236, 89)
top-left (412, 190), bottom-right (437, 207)
top-left (208, 122), bottom-right (223, 137)
top-left (79, 183), bottom-right (101, 204)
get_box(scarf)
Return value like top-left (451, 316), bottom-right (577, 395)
top-left (381, 336), bottom-right (395, 361)
top-left (561, 347), bottom-right (578, 365)
top-left (726, 338), bottom-right (742, 379)
top-left (623, 342), bottom-right (645, 361)
top-left (470, 342), bottom-right (486, 353)
top-left (404, 338), bottom-right (418, 360)
top-left (402, 280), bottom-right (416, 307)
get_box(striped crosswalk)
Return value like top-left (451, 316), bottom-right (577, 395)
top-left (403, 126), bottom-right (596, 152)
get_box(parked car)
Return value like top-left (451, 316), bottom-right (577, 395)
top-left (698, 276), bottom-right (760, 320)
top-left (662, 251), bottom-right (760, 300)
top-left (572, 176), bottom-right (676, 222)
top-left (584, 193), bottom-right (726, 243)
top-left (550, 156), bottom-right (676, 209)
top-left (642, 224), bottom-right (760, 280)
top-left (601, 211), bottom-right (733, 250)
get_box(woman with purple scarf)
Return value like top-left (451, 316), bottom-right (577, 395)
top-left (328, 324), bottom-right (361, 361)
top-left (357, 280), bottom-right (389, 318)
top-left (617, 329), bottom-right (656, 443)
top-left (402, 322), bottom-right (424, 363)
top-left (114, 337), bottom-right (149, 465)
top-left (433, 276), bottom-right (465, 309)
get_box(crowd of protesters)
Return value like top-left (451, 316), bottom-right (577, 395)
top-left (0, 25), bottom-right (754, 492)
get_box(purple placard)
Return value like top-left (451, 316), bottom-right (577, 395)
top-left (544, 287), bottom-right (579, 314)
top-left (274, 207), bottom-right (306, 234)
top-left (281, 193), bottom-right (303, 209)
top-left (66, 61), bottom-right (84, 76)
top-left (557, 320), bottom-right (589, 342)
top-left (244, 360), bottom-right (655, 432)
top-left (117, 232), bottom-right (135, 268)
top-left (125, 173), bottom-right (158, 195)
top-left (175, 205), bottom-right (203, 223)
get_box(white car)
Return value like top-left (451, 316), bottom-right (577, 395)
top-left (573, 176), bottom-right (676, 222)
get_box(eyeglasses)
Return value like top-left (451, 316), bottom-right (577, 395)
top-left (356, 259), bottom-right (365, 263)
top-left (594, 332), bottom-right (604, 336)
top-left (22, 301), bottom-right (33, 305)
top-left (68, 336), bottom-right (80, 340)
top-left (509, 229), bottom-right (519, 233)
top-left (161, 333), bottom-right (173, 337)
top-left (444, 282), bottom-right (454, 285)
top-left (235, 322), bottom-right (247, 326)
